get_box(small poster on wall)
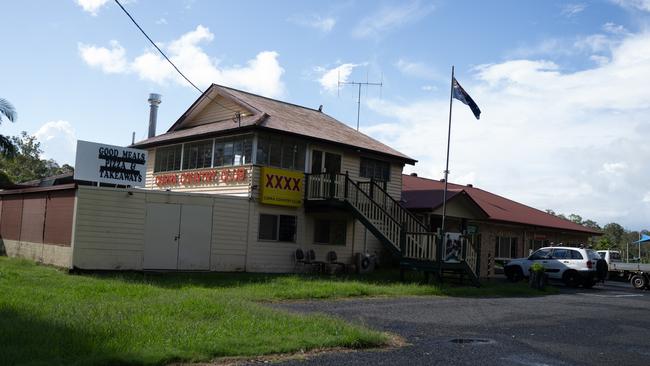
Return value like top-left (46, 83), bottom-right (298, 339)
top-left (443, 232), bottom-right (463, 263)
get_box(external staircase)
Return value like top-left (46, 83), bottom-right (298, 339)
top-left (304, 172), bottom-right (480, 286)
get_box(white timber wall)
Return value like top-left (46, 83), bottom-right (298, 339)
top-left (72, 185), bottom-right (393, 272)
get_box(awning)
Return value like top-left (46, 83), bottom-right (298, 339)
top-left (632, 234), bottom-right (650, 244)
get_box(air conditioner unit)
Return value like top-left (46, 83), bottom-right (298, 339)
top-left (355, 252), bottom-right (376, 274)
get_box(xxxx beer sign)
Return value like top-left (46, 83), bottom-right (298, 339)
top-left (260, 167), bottom-right (304, 207)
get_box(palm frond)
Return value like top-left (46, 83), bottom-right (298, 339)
top-left (0, 98), bottom-right (17, 122)
top-left (0, 134), bottom-right (17, 158)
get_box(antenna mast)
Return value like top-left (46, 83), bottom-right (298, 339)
top-left (338, 72), bottom-right (383, 131)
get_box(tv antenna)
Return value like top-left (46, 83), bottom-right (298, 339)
top-left (338, 70), bottom-right (383, 131)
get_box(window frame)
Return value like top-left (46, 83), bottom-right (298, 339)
top-left (256, 134), bottom-right (306, 172)
top-left (258, 214), bottom-right (297, 243)
top-left (154, 144), bottom-right (183, 173)
top-left (311, 149), bottom-right (342, 174)
top-left (494, 236), bottom-right (518, 259)
top-left (359, 157), bottom-right (391, 181)
top-left (182, 139), bottom-right (214, 170)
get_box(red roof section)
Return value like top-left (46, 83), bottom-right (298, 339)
top-left (402, 175), bottom-right (601, 235)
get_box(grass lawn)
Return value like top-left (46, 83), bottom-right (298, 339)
top-left (0, 257), bottom-right (556, 365)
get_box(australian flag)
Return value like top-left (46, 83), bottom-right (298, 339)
top-left (452, 77), bottom-right (481, 120)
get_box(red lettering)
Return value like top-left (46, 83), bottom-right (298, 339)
top-left (291, 177), bottom-right (301, 191)
top-left (274, 176), bottom-right (283, 189)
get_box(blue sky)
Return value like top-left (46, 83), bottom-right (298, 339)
top-left (2, 0), bottom-right (650, 230)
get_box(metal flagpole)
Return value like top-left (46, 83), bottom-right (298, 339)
top-left (440, 66), bottom-right (454, 273)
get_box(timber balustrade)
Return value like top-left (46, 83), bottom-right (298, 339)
top-left (305, 172), bottom-right (481, 280)
top-left (305, 173), bottom-right (436, 261)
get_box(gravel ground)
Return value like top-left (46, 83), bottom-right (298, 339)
top-left (265, 281), bottom-right (649, 366)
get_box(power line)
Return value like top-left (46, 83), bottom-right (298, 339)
top-left (113, 0), bottom-right (238, 114)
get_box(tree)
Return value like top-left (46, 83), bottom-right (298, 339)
top-left (0, 98), bottom-right (17, 158)
top-left (568, 214), bottom-right (583, 224)
top-left (598, 222), bottom-right (626, 250)
top-left (581, 219), bottom-right (601, 230)
top-left (0, 132), bottom-right (73, 184)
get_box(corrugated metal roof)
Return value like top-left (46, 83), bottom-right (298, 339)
top-left (402, 175), bottom-right (601, 235)
top-left (132, 84), bottom-right (416, 164)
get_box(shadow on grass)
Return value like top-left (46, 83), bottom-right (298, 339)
top-left (85, 268), bottom-right (419, 289)
top-left (81, 268), bottom-right (557, 298)
top-left (0, 308), bottom-right (143, 366)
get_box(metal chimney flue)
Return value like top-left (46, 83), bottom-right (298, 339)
top-left (147, 93), bottom-right (162, 138)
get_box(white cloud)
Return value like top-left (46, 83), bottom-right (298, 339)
top-left (574, 34), bottom-right (616, 53)
top-left (79, 25), bottom-right (286, 98)
top-left (352, 1), bottom-right (435, 39)
top-left (34, 120), bottom-right (77, 164)
top-left (603, 22), bottom-right (628, 35)
top-left (156, 18), bottom-right (168, 25)
top-left (611, 0), bottom-right (650, 12)
top-left (421, 85), bottom-right (437, 91)
top-left (288, 14), bottom-right (336, 33)
top-left (561, 3), bottom-right (587, 17)
top-left (363, 31), bottom-right (650, 229)
top-left (315, 63), bottom-right (360, 93)
top-left (643, 192), bottom-right (650, 203)
top-left (600, 162), bottom-right (627, 175)
top-left (76, 0), bottom-right (110, 16)
top-left (78, 40), bottom-right (128, 73)
top-left (395, 59), bottom-right (443, 81)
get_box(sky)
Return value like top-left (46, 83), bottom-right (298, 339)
top-left (1, 0), bottom-right (650, 230)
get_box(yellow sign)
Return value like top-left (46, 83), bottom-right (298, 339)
top-left (259, 167), bottom-right (304, 207)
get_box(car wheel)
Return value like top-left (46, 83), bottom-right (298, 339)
top-left (563, 270), bottom-right (581, 287)
top-left (505, 266), bottom-right (523, 282)
top-left (630, 274), bottom-right (648, 290)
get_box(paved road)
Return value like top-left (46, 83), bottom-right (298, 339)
top-left (269, 281), bottom-right (649, 366)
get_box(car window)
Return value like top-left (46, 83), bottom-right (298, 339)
top-left (586, 249), bottom-right (601, 260)
top-left (551, 249), bottom-right (568, 259)
top-left (529, 249), bottom-right (551, 260)
top-left (569, 250), bottom-right (584, 260)
top-left (598, 251), bottom-right (605, 259)
top-left (610, 252), bottom-right (622, 262)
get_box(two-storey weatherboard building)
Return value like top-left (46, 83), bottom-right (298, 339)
top-left (129, 84), bottom-right (420, 273)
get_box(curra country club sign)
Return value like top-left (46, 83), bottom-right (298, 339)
top-left (154, 167), bottom-right (248, 188)
top-left (74, 140), bottom-right (148, 187)
top-left (259, 167), bottom-right (304, 207)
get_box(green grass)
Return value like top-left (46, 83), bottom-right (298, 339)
top-left (0, 257), bottom-right (556, 365)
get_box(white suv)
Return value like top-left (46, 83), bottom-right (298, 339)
top-left (504, 246), bottom-right (600, 288)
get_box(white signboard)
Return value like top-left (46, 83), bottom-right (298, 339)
top-left (74, 140), bottom-right (148, 187)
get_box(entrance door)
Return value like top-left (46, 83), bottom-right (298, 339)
top-left (144, 203), bottom-right (181, 270)
top-left (311, 150), bottom-right (342, 198)
top-left (177, 205), bottom-right (213, 270)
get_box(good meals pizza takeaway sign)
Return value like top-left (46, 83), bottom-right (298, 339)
top-left (74, 140), bottom-right (148, 187)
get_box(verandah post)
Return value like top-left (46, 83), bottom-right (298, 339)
top-left (329, 172), bottom-right (336, 199)
top-left (304, 173), bottom-right (310, 200)
top-left (344, 171), bottom-right (349, 199)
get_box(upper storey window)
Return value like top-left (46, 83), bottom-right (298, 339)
top-left (214, 136), bottom-right (253, 167)
top-left (154, 144), bottom-right (182, 172)
top-left (360, 157), bottom-right (390, 181)
top-left (256, 134), bottom-right (306, 171)
top-left (182, 140), bottom-right (213, 170)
